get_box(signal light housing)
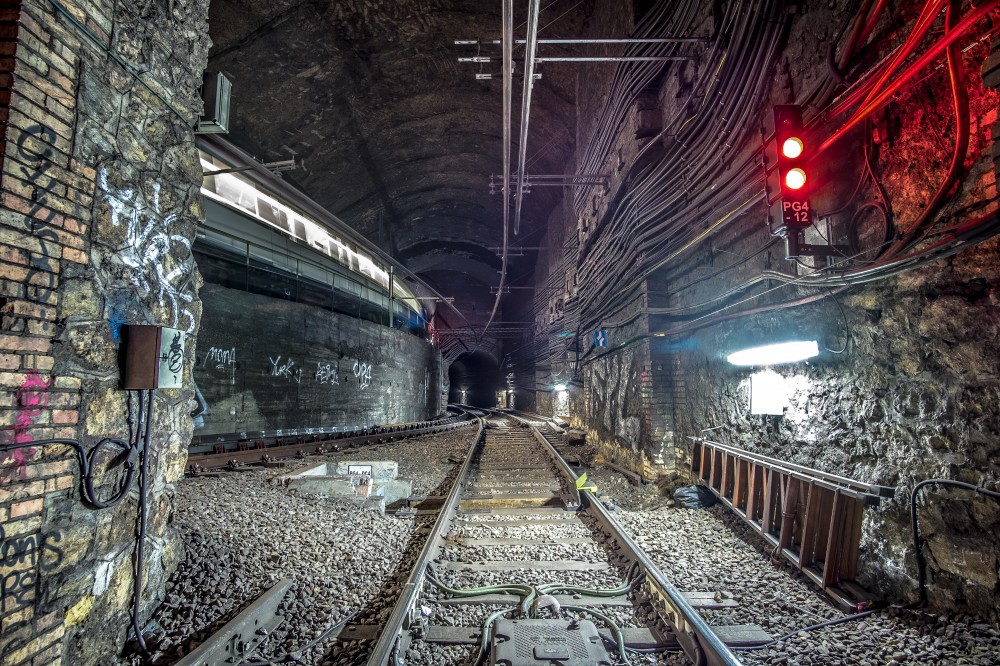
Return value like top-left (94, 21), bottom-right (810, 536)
top-left (762, 105), bottom-right (812, 231)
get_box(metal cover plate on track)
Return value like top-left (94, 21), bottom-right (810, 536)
top-left (681, 590), bottom-right (740, 609)
top-left (459, 496), bottom-right (565, 510)
top-left (711, 624), bottom-right (773, 646)
top-left (433, 592), bottom-right (631, 607)
top-left (176, 578), bottom-right (292, 666)
top-left (438, 560), bottom-right (609, 572)
top-left (491, 619), bottom-right (611, 666)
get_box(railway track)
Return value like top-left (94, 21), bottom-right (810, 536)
top-left (185, 411), bottom-right (475, 471)
top-left (339, 411), bottom-right (761, 665)
top-left (180, 411), bottom-right (770, 665)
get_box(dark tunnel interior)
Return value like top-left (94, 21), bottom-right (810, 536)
top-left (448, 351), bottom-right (501, 407)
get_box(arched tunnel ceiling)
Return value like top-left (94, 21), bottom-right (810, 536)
top-left (206, 0), bottom-right (586, 319)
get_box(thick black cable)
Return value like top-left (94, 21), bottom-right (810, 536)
top-left (242, 610), bottom-right (359, 665)
top-left (732, 610), bottom-right (876, 651)
top-left (910, 479), bottom-right (1000, 607)
top-left (130, 389), bottom-right (155, 655)
top-left (0, 435), bottom-right (138, 510)
top-left (823, 290), bottom-right (849, 353)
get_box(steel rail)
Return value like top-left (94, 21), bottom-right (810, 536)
top-left (505, 412), bottom-right (743, 666)
top-left (187, 417), bottom-right (476, 470)
top-left (364, 415), bottom-right (486, 664)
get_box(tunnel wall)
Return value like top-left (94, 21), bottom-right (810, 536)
top-left (534, 0), bottom-right (1000, 621)
top-left (0, 0), bottom-right (209, 664)
top-left (194, 283), bottom-right (446, 436)
top-left (669, 244), bottom-right (1000, 622)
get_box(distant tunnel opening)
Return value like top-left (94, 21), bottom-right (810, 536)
top-left (448, 351), bottom-right (501, 407)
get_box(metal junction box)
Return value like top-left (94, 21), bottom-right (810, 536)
top-left (490, 619), bottom-right (611, 666)
top-left (198, 71), bottom-right (232, 134)
top-left (122, 325), bottom-right (186, 390)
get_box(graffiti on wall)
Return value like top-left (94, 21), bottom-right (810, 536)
top-left (14, 125), bottom-right (61, 305)
top-left (98, 169), bottom-right (196, 333)
top-left (0, 371), bottom-right (53, 483)
top-left (204, 346), bottom-right (236, 370)
top-left (315, 361), bottom-right (340, 385)
top-left (0, 526), bottom-right (64, 625)
top-left (268, 355), bottom-right (302, 383)
top-left (353, 361), bottom-right (372, 389)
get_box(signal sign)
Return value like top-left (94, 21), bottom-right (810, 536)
top-left (763, 105), bottom-right (812, 231)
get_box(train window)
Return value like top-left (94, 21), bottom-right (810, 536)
top-left (257, 198), bottom-right (288, 229)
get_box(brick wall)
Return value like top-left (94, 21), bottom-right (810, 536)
top-left (0, 1), bottom-right (19, 179)
top-left (0, 0), bottom-right (210, 663)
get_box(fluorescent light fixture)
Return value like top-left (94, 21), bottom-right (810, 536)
top-left (727, 340), bottom-right (818, 366)
top-left (554, 383), bottom-right (567, 392)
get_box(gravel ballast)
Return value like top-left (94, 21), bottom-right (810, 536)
top-left (137, 425), bottom-right (998, 666)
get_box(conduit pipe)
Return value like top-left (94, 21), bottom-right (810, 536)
top-left (482, 0), bottom-right (515, 337)
top-left (513, 0), bottom-right (541, 236)
top-left (576, 1), bottom-right (782, 322)
top-left (875, 0), bottom-right (969, 257)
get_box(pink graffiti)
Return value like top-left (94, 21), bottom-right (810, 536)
top-left (1, 371), bottom-right (53, 483)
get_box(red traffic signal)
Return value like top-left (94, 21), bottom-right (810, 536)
top-left (762, 105), bottom-right (812, 229)
top-left (781, 136), bottom-right (803, 159)
top-left (785, 167), bottom-right (806, 190)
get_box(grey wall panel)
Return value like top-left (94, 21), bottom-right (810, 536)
top-left (194, 282), bottom-right (444, 436)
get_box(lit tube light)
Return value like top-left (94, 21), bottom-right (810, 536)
top-left (726, 340), bottom-right (819, 366)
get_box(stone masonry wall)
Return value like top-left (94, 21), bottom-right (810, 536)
top-left (194, 283), bottom-right (446, 437)
top-left (674, 241), bottom-right (1000, 623)
top-left (0, 0), bottom-right (210, 664)
top-left (536, 0), bottom-right (1000, 621)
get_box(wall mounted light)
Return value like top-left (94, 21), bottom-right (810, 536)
top-left (727, 340), bottom-right (818, 366)
top-left (554, 383), bottom-right (567, 392)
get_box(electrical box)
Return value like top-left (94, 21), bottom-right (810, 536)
top-left (490, 619), bottom-right (611, 666)
top-left (197, 71), bottom-right (232, 134)
top-left (123, 325), bottom-right (186, 390)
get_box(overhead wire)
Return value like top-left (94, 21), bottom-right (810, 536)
top-left (481, 0), bottom-right (516, 339)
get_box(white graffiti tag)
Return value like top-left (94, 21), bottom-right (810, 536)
top-left (315, 362), bottom-right (340, 385)
top-left (269, 356), bottom-right (301, 383)
top-left (204, 346), bottom-right (237, 369)
top-left (353, 361), bottom-right (372, 390)
top-left (98, 169), bottom-right (196, 333)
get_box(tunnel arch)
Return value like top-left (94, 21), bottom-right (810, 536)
top-left (448, 350), bottom-right (501, 407)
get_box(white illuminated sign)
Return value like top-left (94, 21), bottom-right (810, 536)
top-left (749, 370), bottom-right (788, 415)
